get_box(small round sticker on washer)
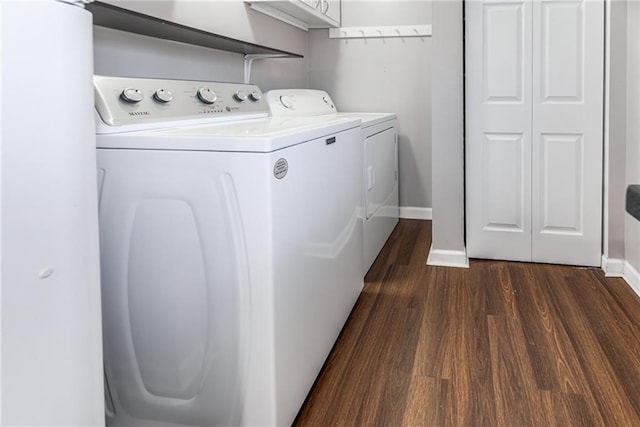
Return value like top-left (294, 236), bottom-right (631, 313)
top-left (274, 158), bottom-right (288, 179)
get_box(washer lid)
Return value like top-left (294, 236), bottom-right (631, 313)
top-left (96, 116), bottom-right (362, 152)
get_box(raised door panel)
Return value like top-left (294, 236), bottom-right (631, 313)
top-left (532, 0), bottom-right (603, 266)
top-left (483, 2), bottom-right (526, 103)
top-left (539, 134), bottom-right (583, 234)
top-left (481, 133), bottom-right (525, 232)
top-left (540, 1), bottom-right (584, 102)
top-left (466, 0), bottom-right (533, 261)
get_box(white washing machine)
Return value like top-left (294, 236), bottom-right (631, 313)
top-left (93, 76), bottom-right (364, 427)
top-left (265, 90), bottom-right (399, 274)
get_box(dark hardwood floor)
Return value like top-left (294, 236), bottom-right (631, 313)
top-left (293, 219), bottom-right (640, 426)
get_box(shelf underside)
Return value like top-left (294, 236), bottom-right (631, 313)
top-left (86, 1), bottom-right (303, 58)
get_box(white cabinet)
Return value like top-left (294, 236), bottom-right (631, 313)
top-left (246, 0), bottom-right (340, 31)
top-left (323, 0), bottom-right (340, 24)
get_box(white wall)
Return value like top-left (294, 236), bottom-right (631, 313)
top-left (307, 1), bottom-right (432, 211)
top-left (94, 0), bottom-right (309, 89)
top-left (2, 1), bottom-right (104, 425)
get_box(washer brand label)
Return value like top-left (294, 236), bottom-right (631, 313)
top-left (274, 158), bottom-right (288, 180)
top-left (128, 111), bottom-right (150, 116)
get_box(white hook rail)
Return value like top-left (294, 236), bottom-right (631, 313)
top-left (329, 25), bottom-right (432, 39)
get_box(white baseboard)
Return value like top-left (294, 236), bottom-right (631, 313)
top-left (426, 243), bottom-right (469, 268)
top-left (601, 254), bottom-right (625, 276)
top-left (623, 261), bottom-right (640, 298)
top-left (400, 207), bottom-right (432, 220)
top-left (602, 254), bottom-right (640, 299)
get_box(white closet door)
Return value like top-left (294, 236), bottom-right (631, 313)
top-left (466, 0), bottom-right (533, 261)
top-left (466, 0), bottom-right (603, 266)
top-left (531, 0), bottom-right (603, 266)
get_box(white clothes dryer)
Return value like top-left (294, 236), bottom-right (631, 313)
top-left (265, 90), bottom-right (399, 274)
top-left (94, 76), bottom-right (364, 427)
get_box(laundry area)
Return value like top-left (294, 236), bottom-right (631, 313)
top-left (1, 0), bottom-right (640, 426)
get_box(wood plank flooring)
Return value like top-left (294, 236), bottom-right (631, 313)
top-left (293, 219), bottom-right (640, 426)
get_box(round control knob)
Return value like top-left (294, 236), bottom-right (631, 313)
top-left (197, 88), bottom-right (217, 104)
top-left (249, 90), bottom-right (262, 101)
top-left (121, 88), bottom-right (143, 103)
top-left (280, 95), bottom-right (294, 109)
top-left (234, 90), bottom-right (249, 102)
top-left (322, 96), bottom-right (330, 104)
top-left (153, 88), bottom-right (173, 103)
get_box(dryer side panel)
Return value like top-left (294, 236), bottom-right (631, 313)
top-left (365, 124), bottom-right (399, 219)
top-left (363, 121), bottom-right (400, 273)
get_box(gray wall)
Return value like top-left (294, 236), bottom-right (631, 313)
top-left (430, 0), bottom-right (464, 253)
top-left (94, 0), bottom-right (309, 89)
top-left (608, 0), bottom-right (640, 273)
top-left (307, 1), bottom-right (432, 210)
top-left (605, 0), bottom-right (628, 261)
top-left (626, 0), bottom-right (640, 272)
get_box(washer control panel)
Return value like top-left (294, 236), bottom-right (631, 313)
top-left (94, 75), bottom-right (269, 127)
